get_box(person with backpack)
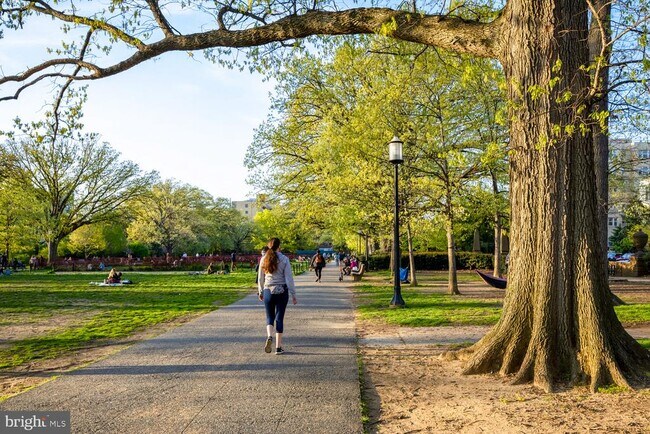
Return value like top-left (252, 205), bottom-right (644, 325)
top-left (310, 249), bottom-right (326, 282)
top-left (258, 238), bottom-right (297, 355)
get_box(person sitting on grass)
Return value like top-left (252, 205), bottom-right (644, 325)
top-left (105, 268), bottom-right (122, 284)
top-left (206, 262), bottom-right (215, 275)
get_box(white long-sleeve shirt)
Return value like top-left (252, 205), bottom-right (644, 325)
top-left (257, 251), bottom-right (296, 296)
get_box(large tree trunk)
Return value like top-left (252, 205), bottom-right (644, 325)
top-left (406, 222), bottom-right (418, 286)
top-left (47, 239), bottom-right (58, 264)
top-left (458, 0), bottom-right (650, 392)
top-left (445, 218), bottom-right (460, 295)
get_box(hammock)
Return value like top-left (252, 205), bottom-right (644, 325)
top-left (475, 270), bottom-right (507, 289)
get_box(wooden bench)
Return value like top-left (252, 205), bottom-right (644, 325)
top-left (351, 264), bottom-right (366, 281)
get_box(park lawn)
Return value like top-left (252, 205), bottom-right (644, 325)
top-left (355, 284), bottom-right (503, 327)
top-left (0, 271), bottom-right (255, 370)
top-left (354, 280), bottom-right (650, 347)
top-left (613, 303), bottom-right (650, 325)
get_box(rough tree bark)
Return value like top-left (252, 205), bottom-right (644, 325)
top-left (47, 240), bottom-right (58, 264)
top-left (458, 0), bottom-right (650, 392)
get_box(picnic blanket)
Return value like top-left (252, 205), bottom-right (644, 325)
top-left (89, 280), bottom-right (133, 286)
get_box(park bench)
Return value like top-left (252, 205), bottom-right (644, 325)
top-left (351, 264), bottom-right (366, 281)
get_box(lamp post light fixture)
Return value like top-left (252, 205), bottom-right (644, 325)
top-left (388, 136), bottom-right (405, 308)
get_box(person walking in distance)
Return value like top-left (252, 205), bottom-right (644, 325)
top-left (310, 249), bottom-right (326, 282)
top-left (258, 238), bottom-right (297, 355)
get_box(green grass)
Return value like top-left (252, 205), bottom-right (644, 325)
top-left (355, 280), bottom-right (650, 340)
top-left (637, 338), bottom-right (650, 350)
top-left (0, 271), bottom-right (254, 369)
top-left (355, 284), bottom-right (502, 327)
top-left (614, 303), bottom-right (650, 325)
top-left (597, 385), bottom-right (629, 394)
top-left (370, 270), bottom-right (482, 283)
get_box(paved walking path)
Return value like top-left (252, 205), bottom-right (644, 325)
top-left (1, 266), bottom-right (362, 433)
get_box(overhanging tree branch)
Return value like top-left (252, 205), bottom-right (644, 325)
top-left (0, 6), bottom-right (502, 100)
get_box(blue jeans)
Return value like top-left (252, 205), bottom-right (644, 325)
top-left (263, 288), bottom-right (289, 333)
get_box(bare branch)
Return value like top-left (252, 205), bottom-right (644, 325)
top-left (51, 29), bottom-right (94, 141)
top-left (145, 0), bottom-right (175, 37)
top-left (0, 59), bottom-right (101, 86)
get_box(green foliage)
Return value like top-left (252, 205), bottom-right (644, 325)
top-left (0, 180), bottom-right (41, 259)
top-left (609, 226), bottom-right (633, 253)
top-left (126, 180), bottom-right (248, 255)
top-left (609, 200), bottom-right (650, 253)
top-left (246, 36), bottom-right (508, 258)
top-left (368, 251), bottom-right (493, 270)
top-left (252, 208), bottom-right (316, 252)
top-left (0, 272), bottom-right (253, 370)
top-left (67, 222), bottom-right (128, 258)
top-left (127, 242), bottom-right (150, 258)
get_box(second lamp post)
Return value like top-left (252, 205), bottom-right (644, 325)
top-left (389, 136), bottom-right (405, 307)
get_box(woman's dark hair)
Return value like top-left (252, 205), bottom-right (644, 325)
top-left (261, 238), bottom-right (281, 274)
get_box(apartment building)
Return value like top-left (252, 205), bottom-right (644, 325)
top-left (232, 197), bottom-right (271, 220)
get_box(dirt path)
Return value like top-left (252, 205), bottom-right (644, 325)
top-left (357, 281), bottom-right (650, 433)
top-left (358, 322), bottom-right (650, 433)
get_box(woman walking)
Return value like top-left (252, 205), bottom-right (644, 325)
top-left (258, 238), bottom-right (297, 354)
top-left (310, 250), bottom-right (325, 282)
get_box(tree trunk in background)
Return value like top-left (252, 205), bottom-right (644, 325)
top-left (459, 0), bottom-right (650, 392)
top-left (445, 218), bottom-right (460, 295)
top-left (589, 0), bottom-right (611, 261)
top-left (493, 220), bottom-right (503, 278)
top-left (588, 0), bottom-right (624, 307)
top-left (492, 171), bottom-right (503, 278)
top-left (407, 222), bottom-right (418, 286)
top-left (472, 228), bottom-right (481, 252)
top-left (47, 240), bottom-right (58, 264)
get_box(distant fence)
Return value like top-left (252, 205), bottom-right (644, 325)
top-left (48, 254), bottom-right (311, 273)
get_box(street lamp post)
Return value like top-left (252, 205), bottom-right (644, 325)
top-left (389, 136), bottom-right (405, 308)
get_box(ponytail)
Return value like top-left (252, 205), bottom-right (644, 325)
top-left (261, 238), bottom-right (281, 274)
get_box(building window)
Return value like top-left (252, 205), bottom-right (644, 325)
top-left (639, 149), bottom-right (650, 159)
top-left (245, 204), bottom-right (249, 208)
top-left (609, 217), bottom-right (620, 227)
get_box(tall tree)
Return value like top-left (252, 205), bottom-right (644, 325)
top-left (252, 207), bottom-right (317, 252)
top-left (127, 180), bottom-right (215, 255)
top-left (1, 0), bottom-right (648, 391)
top-left (2, 100), bottom-right (154, 262)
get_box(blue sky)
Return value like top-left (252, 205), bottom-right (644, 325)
top-left (0, 10), bottom-right (275, 201)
